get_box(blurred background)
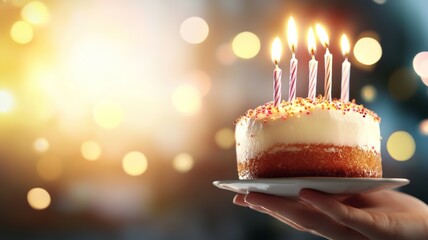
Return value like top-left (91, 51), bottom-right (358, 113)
top-left (0, 0), bottom-right (427, 239)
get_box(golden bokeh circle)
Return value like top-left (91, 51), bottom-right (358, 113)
top-left (386, 131), bottom-right (416, 161)
top-left (27, 188), bottom-right (51, 210)
top-left (122, 151), bottom-right (148, 176)
top-left (232, 32), bottom-right (261, 59)
top-left (172, 153), bottom-right (195, 173)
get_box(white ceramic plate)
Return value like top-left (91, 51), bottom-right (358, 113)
top-left (213, 177), bottom-right (409, 197)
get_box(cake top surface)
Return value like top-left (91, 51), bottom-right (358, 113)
top-left (235, 96), bottom-right (381, 123)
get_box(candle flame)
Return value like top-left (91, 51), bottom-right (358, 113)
top-left (308, 27), bottom-right (316, 55)
top-left (341, 34), bottom-right (350, 56)
top-left (287, 17), bottom-right (297, 52)
top-left (271, 37), bottom-right (282, 64)
top-left (315, 23), bottom-right (329, 48)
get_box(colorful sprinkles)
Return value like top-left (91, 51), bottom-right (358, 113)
top-left (235, 96), bottom-right (381, 124)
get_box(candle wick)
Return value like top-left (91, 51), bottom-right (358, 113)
top-left (311, 55), bottom-right (315, 60)
top-left (274, 60), bottom-right (278, 66)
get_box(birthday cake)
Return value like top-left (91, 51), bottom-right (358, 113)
top-left (235, 97), bottom-right (382, 180)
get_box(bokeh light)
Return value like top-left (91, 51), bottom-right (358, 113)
top-left (21, 1), bottom-right (50, 25)
top-left (0, 90), bottom-right (14, 113)
top-left (33, 137), bottom-right (49, 153)
top-left (10, 21), bottom-right (34, 44)
top-left (387, 131), bottom-right (416, 161)
top-left (413, 52), bottom-right (428, 86)
top-left (353, 37), bottom-right (382, 66)
top-left (388, 68), bottom-right (418, 100)
top-left (420, 119), bottom-right (428, 136)
top-left (413, 52), bottom-right (428, 77)
top-left (122, 151), bottom-right (148, 176)
top-left (172, 84), bottom-right (202, 115)
top-left (422, 77), bottom-right (428, 87)
top-left (27, 188), bottom-right (51, 210)
top-left (172, 153), bottom-right (195, 173)
top-left (361, 85), bottom-right (377, 102)
top-left (216, 43), bottom-right (237, 65)
top-left (180, 16), bottom-right (209, 44)
top-left (81, 141), bottom-right (102, 161)
top-left (93, 101), bottom-right (123, 129)
top-left (232, 31), bottom-right (261, 59)
top-left (36, 156), bottom-right (63, 181)
top-left (215, 128), bottom-right (235, 149)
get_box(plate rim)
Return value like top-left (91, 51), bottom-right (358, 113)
top-left (213, 177), bottom-right (410, 196)
top-left (213, 177), bottom-right (410, 185)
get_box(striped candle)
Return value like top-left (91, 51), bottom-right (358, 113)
top-left (273, 65), bottom-right (282, 107)
top-left (308, 56), bottom-right (318, 100)
top-left (324, 48), bottom-right (332, 101)
top-left (341, 34), bottom-right (351, 102)
top-left (271, 37), bottom-right (283, 107)
top-left (287, 17), bottom-right (298, 102)
top-left (341, 58), bottom-right (350, 102)
top-left (289, 53), bottom-right (298, 101)
top-left (308, 27), bottom-right (317, 100)
top-left (315, 24), bottom-right (332, 101)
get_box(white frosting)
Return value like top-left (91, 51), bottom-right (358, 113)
top-left (236, 100), bottom-right (381, 163)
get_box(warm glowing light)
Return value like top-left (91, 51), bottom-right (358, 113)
top-left (21, 1), bottom-right (50, 25)
top-left (353, 37), bottom-right (382, 65)
top-left (387, 131), bottom-right (416, 161)
top-left (215, 128), bottom-right (235, 149)
top-left (361, 85), bottom-right (377, 102)
top-left (122, 151), bottom-right (148, 176)
top-left (172, 84), bottom-right (202, 115)
top-left (315, 24), bottom-right (329, 47)
top-left (308, 27), bottom-right (316, 54)
top-left (341, 34), bottom-right (350, 56)
top-left (413, 52), bottom-right (428, 85)
top-left (0, 90), bottom-right (14, 112)
top-left (232, 31), bottom-right (261, 59)
top-left (10, 21), bottom-right (34, 44)
top-left (420, 119), bottom-right (428, 135)
top-left (180, 16), bottom-right (209, 44)
top-left (216, 43), bottom-right (237, 65)
top-left (93, 101), bottom-right (123, 129)
top-left (81, 141), bottom-right (102, 161)
top-left (287, 17), bottom-right (297, 51)
top-left (388, 68), bottom-right (418, 100)
top-left (172, 153), bottom-right (195, 173)
top-left (27, 188), bottom-right (51, 210)
top-left (271, 37), bottom-right (282, 64)
top-left (37, 156), bottom-right (63, 181)
top-left (33, 137), bottom-right (49, 153)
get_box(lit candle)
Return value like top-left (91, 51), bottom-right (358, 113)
top-left (341, 34), bottom-right (351, 102)
top-left (316, 24), bottom-right (332, 101)
top-left (288, 17), bottom-right (298, 102)
top-left (308, 27), bottom-right (318, 100)
top-left (271, 37), bottom-right (283, 107)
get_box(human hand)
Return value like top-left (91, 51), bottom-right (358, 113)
top-left (234, 189), bottom-right (428, 240)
